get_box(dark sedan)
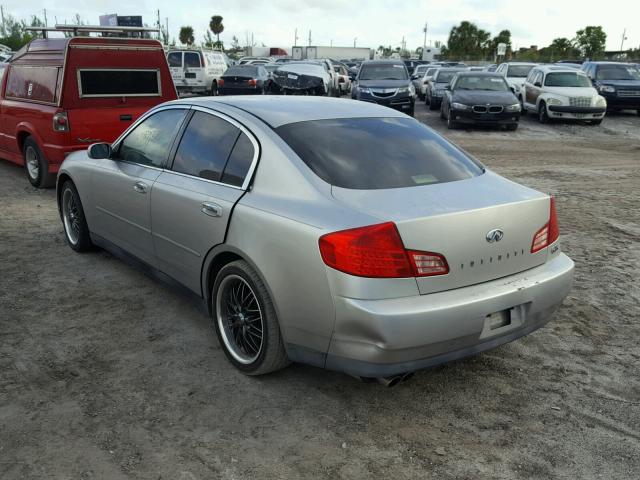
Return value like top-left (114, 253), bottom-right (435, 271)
top-left (440, 72), bottom-right (521, 130)
top-left (582, 62), bottom-right (640, 114)
top-left (351, 60), bottom-right (415, 116)
top-left (218, 65), bottom-right (269, 95)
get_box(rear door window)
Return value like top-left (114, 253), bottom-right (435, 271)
top-left (78, 69), bottom-right (161, 97)
top-left (221, 133), bottom-right (255, 187)
top-left (276, 117), bottom-right (483, 189)
top-left (167, 52), bottom-right (182, 67)
top-left (184, 52), bottom-right (201, 68)
top-left (171, 111), bottom-right (240, 182)
top-left (118, 109), bottom-right (187, 168)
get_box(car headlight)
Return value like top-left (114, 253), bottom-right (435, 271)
top-left (596, 96), bottom-right (607, 107)
top-left (359, 87), bottom-right (371, 94)
top-left (409, 84), bottom-right (416, 96)
top-left (397, 86), bottom-right (409, 94)
top-left (451, 102), bottom-right (471, 110)
top-left (505, 103), bottom-right (521, 112)
top-left (433, 89), bottom-right (444, 97)
top-left (598, 85), bottom-right (615, 93)
top-left (546, 97), bottom-right (562, 105)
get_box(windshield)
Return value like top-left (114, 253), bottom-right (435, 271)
top-left (359, 64), bottom-right (408, 80)
top-left (455, 75), bottom-right (509, 91)
top-left (276, 118), bottom-right (483, 190)
top-left (425, 68), bottom-right (438, 77)
top-left (545, 72), bottom-right (592, 87)
top-left (596, 65), bottom-right (640, 81)
top-left (414, 65), bottom-right (428, 75)
top-left (435, 70), bottom-right (460, 83)
top-left (507, 65), bottom-right (534, 78)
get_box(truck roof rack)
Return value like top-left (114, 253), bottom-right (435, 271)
top-left (25, 25), bottom-right (160, 38)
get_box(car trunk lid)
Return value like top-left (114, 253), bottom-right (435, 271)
top-left (331, 171), bottom-right (551, 294)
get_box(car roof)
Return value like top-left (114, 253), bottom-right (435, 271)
top-left (503, 62), bottom-right (538, 66)
top-left (362, 60), bottom-right (405, 65)
top-left (456, 71), bottom-right (503, 77)
top-left (172, 97), bottom-right (405, 128)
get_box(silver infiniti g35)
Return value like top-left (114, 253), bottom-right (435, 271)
top-left (56, 97), bottom-right (574, 382)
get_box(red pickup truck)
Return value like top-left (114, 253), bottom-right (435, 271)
top-left (0, 36), bottom-right (177, 187)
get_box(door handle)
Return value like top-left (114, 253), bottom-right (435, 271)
top-left (133, 181), bottom-right (148, 194)
top-left (201, 202), bottom-right (222, 217)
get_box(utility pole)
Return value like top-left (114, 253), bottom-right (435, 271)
top-left (354, 37), bottom-right (357, 48)
top-left (165, 17), bottom-right (169, 45)
top-left (620, 28), bottom-right (627, 51)
top-left (423, 22), bottom-right (428, 48)
top-left (0, 6), bottom-right (5, 37)
top-left (308, 30), bottom-right (312, 46)
top-left (157, 9), bottom-right (161, 42)
top-left (330, 39), bottom-right (333, 47)
top-left (43, 9), bottom-right (48, 27)
top-left (294, 28), bottom-right (298, 46)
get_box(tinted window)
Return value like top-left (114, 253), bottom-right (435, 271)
top-left (167, 52), bottom-right (182, 67)
top-left (172, 111), bottom-right (240, 182)
top-left (79, 70), bottom-right (160, 97)
top-left (435, 70), bottom-right (462, 83)
top-left (6, 66), bottom-right (59, 103)
top-left (184, 52), bottom-right (201, 68)
top-left (224, 66), bottom-right (258, 77)
top-left (359, 64), bottom-right (408, 80)
top-left (221, 133), bottom-right (255, 187)
top-left (506, 65), bottom-right (534, 77)
top-left (119, 109), bottom-right (187, 168)
top-left (545, 72), bottom-right (591, 87)
top-left (596, 65), bottom-right (640, 81)
top-left (277, 118), bottom-right (483, 190)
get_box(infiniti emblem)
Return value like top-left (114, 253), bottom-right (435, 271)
top-left (486, 229), bottom-right (504, 243)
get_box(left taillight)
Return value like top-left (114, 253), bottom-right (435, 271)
top-left (319, 222), bottom-right (449, 278)
top-left (248, 79), bottom-right (257, 87)
top-left (52, 111), bottom-right (69, 132)
top-left (531, 196), bottom-right (560, 253)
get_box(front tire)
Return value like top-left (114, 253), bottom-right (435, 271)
top-left (24, 137), bottom-right (55, 188)
top-left (60, 181), bottom-right (93, 252)
top-left (212, 260), bottom-right (290, 375)
top-left (446, 108), bottom-right (458, 129)
top-left (538, 102), bottom-right (550, 124)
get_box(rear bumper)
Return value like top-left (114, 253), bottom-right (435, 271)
top-left (218, 87), bottom-right (261, 95)
top-left (324, 252), bottom-right (574, 377)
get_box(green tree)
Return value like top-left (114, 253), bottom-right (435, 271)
top-left (179, 26), bottom-right (195, 46)
top-left (203, 30), bottom-right (214, 48)
top-left (446, 21), bottom-right (492, 60)
top-left (575, 26), bottom-right (607, 59)
top-left (209, 15), bottom-right (224, 43)
top-left (548, 37), bottom-right (580, 61)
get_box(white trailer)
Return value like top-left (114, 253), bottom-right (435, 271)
top-left (299, 46), bottom-right (371, 61)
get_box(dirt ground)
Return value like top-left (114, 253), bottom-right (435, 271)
top-left (1, 104), bottom-right (639, 480)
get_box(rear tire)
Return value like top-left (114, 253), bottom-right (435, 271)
top-left (60, 181), bottom-right (93, 252)
top-left (23, 137), bottom-right (55, 188)
top-left (212, 260), bottom-right (290, 376)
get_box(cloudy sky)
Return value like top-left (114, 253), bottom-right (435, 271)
top-left (6, 0), bottom-right (639, 52)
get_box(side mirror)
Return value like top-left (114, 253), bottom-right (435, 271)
top-left (533, 81), bottom-right (542, 88)
top-left (411, 74), bottom-right (419, 79)
top-left (88, 142), bottom-right (112, 160)
top-left (444, 84), bottom-right (451, 91)
top-left (510, 85), bottom-right (516, 93)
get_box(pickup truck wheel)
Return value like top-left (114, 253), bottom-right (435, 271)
top-left (212, 260), bottom-right (290, 375)
top-left (60, 181), bottom-right (93, 252)
top-left (23, 137), bottom-right (55, 188)
top-left (538, 102), bottom-right (550, 124)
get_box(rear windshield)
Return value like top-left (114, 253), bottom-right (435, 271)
top-left (435, 70), bottom-right (461, 83)
top-left (359, 64), bottom-right (408, 80)
top-left (507, 65), bottom-right (534, 77)
top-left (276, 118), bottom-right (483, 189)
top-left (545, 72), bottom-right (591, 87)
top-left (78, 69), bottom-right (160, 97)
top-left (224, 66), bottom-right (258, 76)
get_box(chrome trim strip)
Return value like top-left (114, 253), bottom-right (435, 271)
top-left (157, 169), bottom-right (244, 191)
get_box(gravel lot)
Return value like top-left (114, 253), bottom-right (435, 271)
top-left (1, 103), bottom-right (639, 480)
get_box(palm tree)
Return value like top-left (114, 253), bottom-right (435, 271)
top-left (179, 26), bottom-right (194, 46)
top-left (209, 16), bottom-right (224, 44)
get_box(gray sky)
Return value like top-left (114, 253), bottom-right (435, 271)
top-left (6, 0), bottom-right (640, 52)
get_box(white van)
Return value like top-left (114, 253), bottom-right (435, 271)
top-left (167, 49), bottom-right (228, 95)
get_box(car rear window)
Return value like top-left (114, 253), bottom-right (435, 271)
top-left (276, 118), bottom-right (483, 189)
top-left (224, 67), bottom-right (258, 76)
top-left (78, 69), bottom-right (160, 97)
top-left (507, 65), bottom-right (534, 77)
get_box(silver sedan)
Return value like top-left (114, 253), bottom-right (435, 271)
top-left (57, 97), bottom-right (574, 384)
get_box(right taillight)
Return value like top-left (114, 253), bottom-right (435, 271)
top-left (248, 79), bottom-right (257, 87)
top-left (52, 111), bottom-right (69, 132)
top-left (218, 79), bottom-right (225, 86)
top-left (319, 222), bottom-right (449, 278)
top-left (531, 197), bottom-right (560, 253)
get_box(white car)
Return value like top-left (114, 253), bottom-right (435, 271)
top-left (167, 49), bottom-right (229, 96)
top-left (419, 66), bottom-right (441, 99)
top-left (495, 62), bottom-right (538, 97)
top-left (521, 65), bottom-right (607, 125)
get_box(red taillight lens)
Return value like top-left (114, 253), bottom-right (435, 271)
top-left (531, 197), bottom-right (560, 253)
top-left (52, 111), bottom-right (69, 132)
top-left (218, 79), bottom-right (225, 86)
top-left (319, 222), bottom-right (448, 278)
top-left (248, 79), bottom-right (257, 87)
